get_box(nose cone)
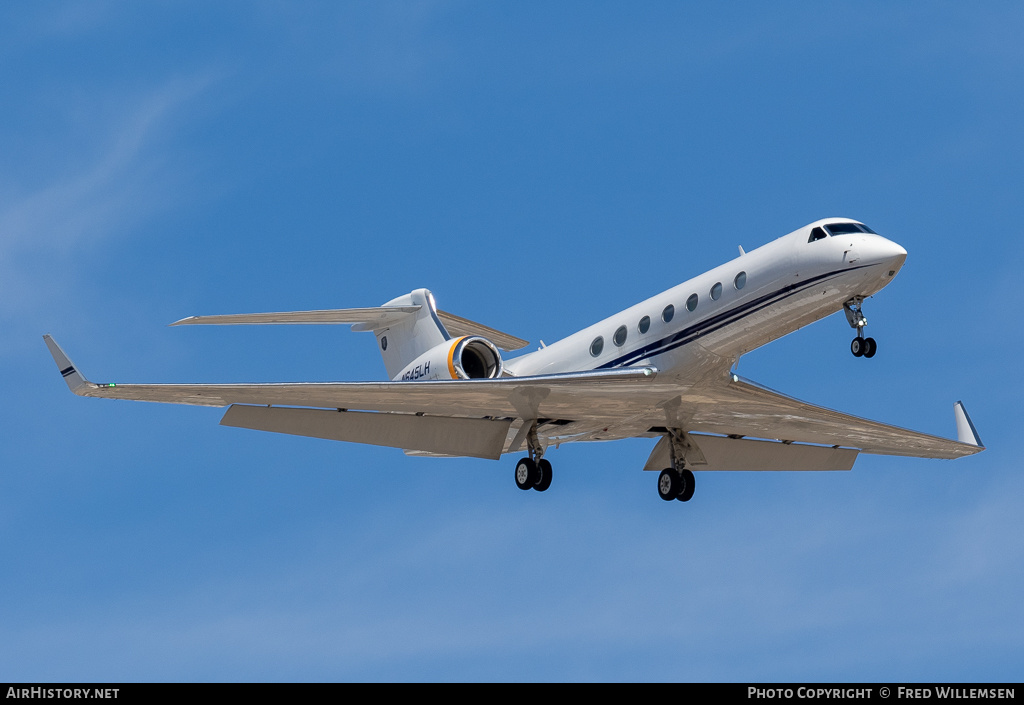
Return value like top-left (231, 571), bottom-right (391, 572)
top-left (864, 236), bottom-right (907, 271)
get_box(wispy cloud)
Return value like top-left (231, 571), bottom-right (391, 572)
top-left (0, 73), bottom-right (217, 353)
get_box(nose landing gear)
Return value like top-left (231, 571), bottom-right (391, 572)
top-left (844, 297), bottom-right (877, 358)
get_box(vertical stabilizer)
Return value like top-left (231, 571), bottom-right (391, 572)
top-left (372, 289), bottom-right (451, 379)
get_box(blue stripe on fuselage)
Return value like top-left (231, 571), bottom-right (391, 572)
top-left (596, 265), bottom-right (871, 369)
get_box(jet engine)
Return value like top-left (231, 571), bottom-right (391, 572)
top-left (393, 336), bottom-right (503, 382)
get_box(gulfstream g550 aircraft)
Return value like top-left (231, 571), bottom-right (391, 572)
top-left (45, 218), bottom-right (984, 503)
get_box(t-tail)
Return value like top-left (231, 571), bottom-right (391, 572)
top-left (362, 289), bottom-right (452, 379)
top-left (166, 287), bottom-right (527, 381)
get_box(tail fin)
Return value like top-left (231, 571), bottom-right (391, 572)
top-left (370, 289), bottom-right (451, 379)
top-left (166, 288), bottom-right (528, 380)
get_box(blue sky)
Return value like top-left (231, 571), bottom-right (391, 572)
top-left (2, 1), bottom-right (1022, 682)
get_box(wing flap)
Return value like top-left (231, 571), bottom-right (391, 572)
top-left (221, 405), bottom-right (512, 459)
top-left (643, 433), bottom-right (858, 471)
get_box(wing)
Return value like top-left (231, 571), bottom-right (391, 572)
top-left (682, 374), bottom-right (984, 459)
top-left (44, 334), bottom-right (664, 460)
top-left (45, 335), bottom-right (982, 464)
top-left (45, 334), bottom-right (662, 413)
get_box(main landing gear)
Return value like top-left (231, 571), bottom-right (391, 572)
top-left (658, 467), bottom-right (695, 502)
top-left (657, 428), bottom-right (696, 503)
top-left (515, 457), bottom-right (552, 492)
top-left (514, 422), bottom-right (552, 492)
top-left (844, 296), bottom-right (877, 358)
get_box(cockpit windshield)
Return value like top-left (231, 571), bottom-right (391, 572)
top-left (824, 222), bottom-right (877, 236)
top-left (809, 222), bottom-right (878, 242)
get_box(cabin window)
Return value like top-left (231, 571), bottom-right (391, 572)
top-left (734, 271), bottom-right (746, 290)
top-left (638, 315), bottom-right (650, 334)
top-left (662, 305), bottom-right (674, 323)
top-left (808, 227), bottom-right (827, 242)
top-left (686, 293), bottom-right (698, 312)
top-left (710, 282), bottom-right (723, 301)
top-left (613, 325), bottom-right (627, 346)
top-left (590, 336), bottom-right (604, 357)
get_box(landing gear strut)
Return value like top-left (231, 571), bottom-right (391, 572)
top-left (844, 297), bottom-right (877, 358)
top-left (657, 429), bottom-right (697, 502)
top-left (514, 422), bottom-right (552, 492)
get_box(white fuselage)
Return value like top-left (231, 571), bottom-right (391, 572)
top-left (504, 219), bottom-right (908, 380)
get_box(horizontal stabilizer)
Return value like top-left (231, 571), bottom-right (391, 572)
top-left (170, 306), bottom-right (421, 328)
top-left (435, 310), bottom-right (528, 351)
top-left (221, 405), bottom-right (512, 459)
top-left (169, 305), bottom-right (529, 350)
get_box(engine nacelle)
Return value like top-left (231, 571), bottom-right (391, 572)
top-left (393, 336), bottom-right (503, 382)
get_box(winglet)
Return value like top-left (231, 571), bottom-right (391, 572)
top-left (43, 335), bottom-right (92, 395)
top-left (954, 401), bottom-right (984, 448)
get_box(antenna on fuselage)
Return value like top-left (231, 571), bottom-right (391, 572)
top-left (738, 245), bottom-right (746, 256)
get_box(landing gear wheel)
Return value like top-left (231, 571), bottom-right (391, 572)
top-left (851, 338), bottom-right (865, 357)
top-left (863, 337), bottom-right (877, 358)
top-left (534, 459), bottom-right (552, 492)
top-left (676, 469), bottom-right (695, 502)
top-left (515, 458), bottom-right (538, 490)
top-left (658, 468), bottom-right (681, 501)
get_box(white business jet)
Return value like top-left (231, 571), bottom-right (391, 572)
top-left (45, 218), bottom-right (984, 503)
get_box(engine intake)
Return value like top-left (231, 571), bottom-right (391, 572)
top-left (451, 336), bottom-right (503, 379)
top-left (393, 336), bottom-right (503, 382)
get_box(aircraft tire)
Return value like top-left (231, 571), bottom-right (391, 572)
top-left (851, 338), bottom-right (864, 357)
top-left (658, 468), bottom-right (680, 501)
top-left (534, 459), bottom-right (552, 492)
top-left (515, 458), bottom-right (537, 490)
top-left (863, 337), bottom-right (877, 358)
top-left (676, 469), bottom-right (695, 502)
